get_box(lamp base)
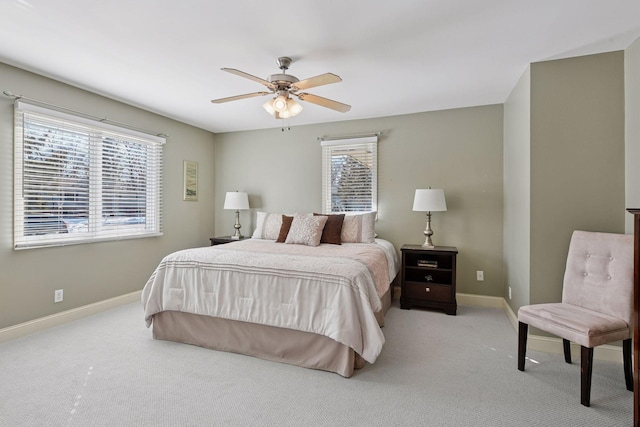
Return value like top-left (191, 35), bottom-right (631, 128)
top-left (422, 211), bottom-right (435, 248)
top-left (422, 240), bottom-right (435, 248)
top-left (232, 210), bottom-right (243, 239)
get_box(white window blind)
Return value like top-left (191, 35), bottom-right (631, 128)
top-left (321, 136), bottom-right (378, 214)
top-left (14, 100), bottom-right (164, 249)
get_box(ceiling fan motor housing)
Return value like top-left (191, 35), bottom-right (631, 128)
top-left (270, 57), bottom-right (299, 90)
top-left (268, 73), bottom-right (299, 89)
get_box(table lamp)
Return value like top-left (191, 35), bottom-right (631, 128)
top-left (224, 191), bottom-right (250, 239)
top-left (412, 188), bottom-right (447, 247)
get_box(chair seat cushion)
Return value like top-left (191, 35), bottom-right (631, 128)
top-left (518, 303), bottom-right (630, 348)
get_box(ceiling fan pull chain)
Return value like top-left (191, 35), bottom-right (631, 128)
top-left (280, 118), bottom-right (292, 132)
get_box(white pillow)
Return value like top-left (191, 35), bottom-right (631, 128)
top-left (251, 211), bottom-right (267, 238)
top-left (251, 212), bottom-right (284, 240)
top-left (285, 214), bottom-right (328, 247)
top-left (341, 212), bottom-right (376, 243)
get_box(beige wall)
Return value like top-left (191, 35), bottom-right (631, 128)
top-left (503, 66), bottom-right (531, 311)
top-left (214, 106), bottom-right (505, 297)
top-left (529, 51), bottom-right (625, 305)
top-left (626, 38), bottom-right (640, 231)
top-left (503, 51), bottom-right (626, 317)
top-left (2, 43), bottom-right (634, 330)
top-left (0, 63), bottom-right (216, 329)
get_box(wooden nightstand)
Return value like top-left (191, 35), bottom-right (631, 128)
top-left (209, 236), bottom-right (250, 246)
top-left (400, 245), bottom-right (458, 315)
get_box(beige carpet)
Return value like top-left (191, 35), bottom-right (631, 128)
top-left (0, 301), bottom-right (632, 426)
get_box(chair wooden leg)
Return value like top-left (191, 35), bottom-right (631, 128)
top-left (518, 322), bottom-right (528, 371)
top-left (623, 338), bottom-right (633, 392)
top-left (563, 339), bottom-right (572, 364)
top-left (580, 346), bottom-right (594, 407)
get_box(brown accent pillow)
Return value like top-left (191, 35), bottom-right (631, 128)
top-left (313, 213), bottom-right (345, 245)
top-left (276, 215), bottom-right (294, 243)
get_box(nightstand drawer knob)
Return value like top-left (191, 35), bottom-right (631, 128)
top-left (425, 287), bottom-right (431, 292)
top-left (425, 275), bottom-right (433, 282)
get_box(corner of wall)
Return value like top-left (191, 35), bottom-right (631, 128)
top-left (503, 65), bottom-right (532, 312)
top-left (625, 37), bottom-right (640, 233)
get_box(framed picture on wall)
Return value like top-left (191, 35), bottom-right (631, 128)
top-left (183, 160), bottom-right (198, 201)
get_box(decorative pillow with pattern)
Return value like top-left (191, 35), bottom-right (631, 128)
top-left (285, 214), bottom-right (328, 247)
top-left (341, 212), bottom-right (376, 243)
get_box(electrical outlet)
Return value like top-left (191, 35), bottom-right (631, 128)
top-left (476, 271), bottom-right (484, 281)
top-left (509, 286), bottom-right (512, 300)
top-left (54, 289), bottom-right (63, 303)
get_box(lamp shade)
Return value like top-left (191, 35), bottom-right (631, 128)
top-left (413, 189), bottom-right (447, 212)
top-left (287, 98), bottom-right (303, 116)
top-left (224, 191), bottom-right (249, 210)
top-left (262, 99), bottom-right (276, 115)
top-left (273, 95), bottom-right (288, 113)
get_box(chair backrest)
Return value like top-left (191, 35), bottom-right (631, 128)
top-left (562, 230), bottom-right (634, 325)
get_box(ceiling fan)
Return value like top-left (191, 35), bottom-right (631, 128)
top-left (211, 57), bottom-right (351, 119)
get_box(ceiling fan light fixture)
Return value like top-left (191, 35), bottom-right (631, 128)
top-left (287, 98), bottom-right (303, 117)
top-left (262, 99), bottom-right (276, 115)
top-left (278, 109), bottom-right (292, 119)
top-left (273, 95), bottom-right (288, 113)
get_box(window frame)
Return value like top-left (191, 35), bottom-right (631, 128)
top-left (321, 135), bottom-right (378, 214)
top-left (13, 100), bottom-right (164, 250)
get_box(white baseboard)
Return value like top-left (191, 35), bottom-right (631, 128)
top-left (0, 290), bottom-right (625, 364)
top-left (457, 292), bottom-right (505, 309)
top-left (0, 291), bottom-right (142, 344)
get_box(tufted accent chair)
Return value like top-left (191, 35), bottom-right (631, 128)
top-left (517, 230), bottom-right (634, 407)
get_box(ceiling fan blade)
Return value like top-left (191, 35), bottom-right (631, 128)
top-left (221, 68), bottom-right (276, 90)
top-left (296, 93), bottom-right (351, 113)
top-left (292, 73), bottom-right (342, 91)
top-left (211, 92), bottom-right (271, 103)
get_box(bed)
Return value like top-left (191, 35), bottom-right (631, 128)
top-left (141, 212), bottom-right (398, 377)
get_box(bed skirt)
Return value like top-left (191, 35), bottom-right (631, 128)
top-left (152, 287), bottom-right (392, 377)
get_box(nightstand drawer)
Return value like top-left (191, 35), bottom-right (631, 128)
top-left (404, 267), bottom-right (452, 285)
top-left (404, 282), bottom-right (452, 303)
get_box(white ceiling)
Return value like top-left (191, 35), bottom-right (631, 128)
top-left (1, 0), bottom-right (639, 134)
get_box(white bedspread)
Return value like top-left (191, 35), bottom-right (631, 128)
top-left (141, 239), bottom-right (397, 363)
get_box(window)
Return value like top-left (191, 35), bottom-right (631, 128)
top-left (13, 101), bottom-right (164, 249)
top-left (321, 135), bottom-right (378, 213)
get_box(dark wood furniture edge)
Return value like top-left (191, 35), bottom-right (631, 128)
top-left (210, 236), bottom-right (249, 246)
top-left (400, 244), bottom-right (458, 253)
top-left (627, 208), bottom-right (640, 427)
